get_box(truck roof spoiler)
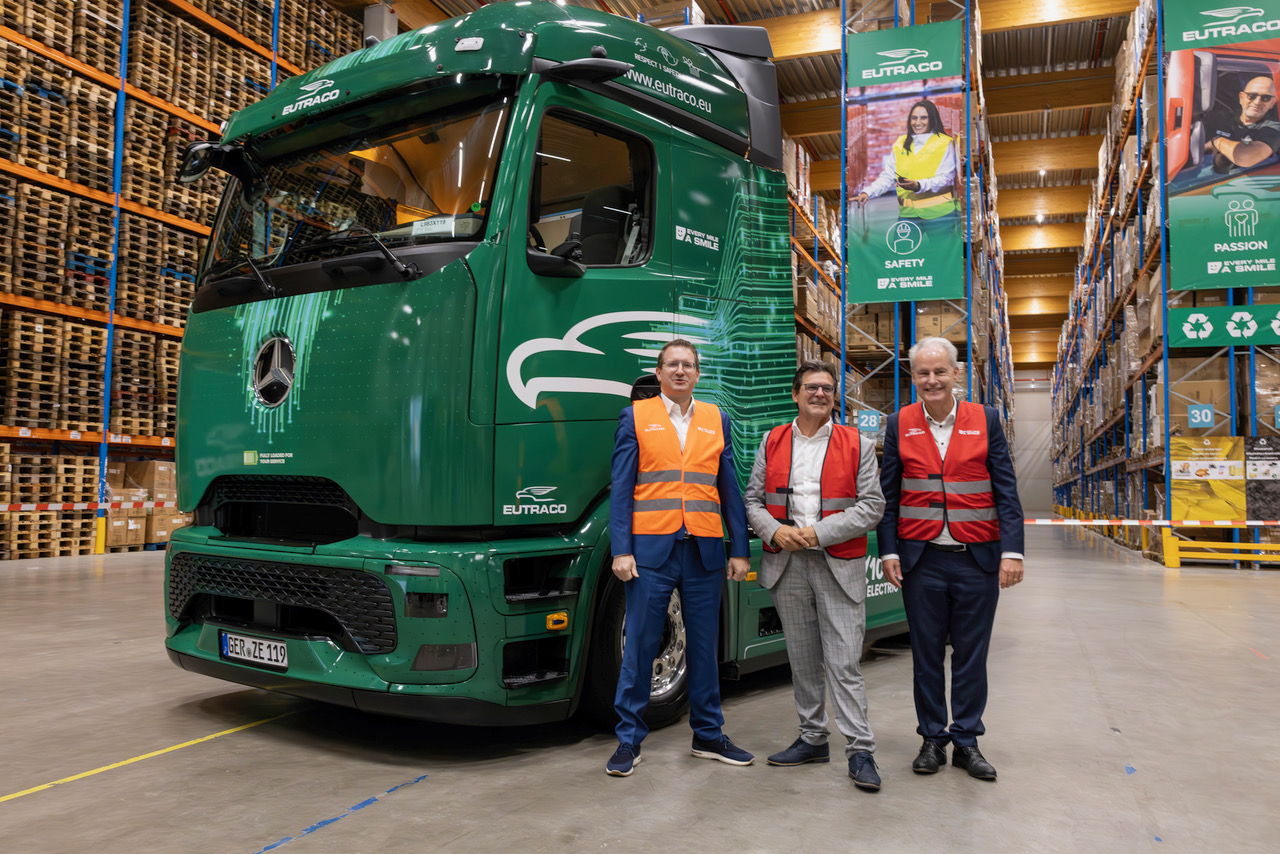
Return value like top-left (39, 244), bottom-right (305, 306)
top-left (667, 25), bottom-right (783, 172)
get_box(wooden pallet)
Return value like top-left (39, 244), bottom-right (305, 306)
top-left (0, 0), bottom-right (24, 35)
top-left (2, 309), bottom-right (65, 358)
top-left (65, 139), bottom-right (114, 192)
top-left (62, 270), bottom-right (112, 313)
top-left (73, 2), bottom-right (124, 77)
top-left (69, 198), bottom-right (117, 260)
top-left (8, 456), bottom-right (57, 502)
top-left (54, 454), bottom-right (99, 502)
top-left (24, 0), bottom-right (76, 55)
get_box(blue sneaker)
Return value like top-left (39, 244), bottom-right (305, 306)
top-left (606, 743), bottom-right (641, 776)
top-left (691, 734), bottom-right (754, 766)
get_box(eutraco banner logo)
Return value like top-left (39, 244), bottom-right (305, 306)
top-left (1165, 3), bottom-right (1280, 50)
top-left (846, 21), bottom-right (963, 84)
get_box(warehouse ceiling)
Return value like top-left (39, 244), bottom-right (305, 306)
top-left (332, 0), bottom-right (1140, 367)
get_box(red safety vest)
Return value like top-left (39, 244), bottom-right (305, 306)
top-left (631, 395), bottom-right (725, 538)
top-left (897, 401), bottom-right (999, 543)
top-left (762, 422), bottom-right (867, 559)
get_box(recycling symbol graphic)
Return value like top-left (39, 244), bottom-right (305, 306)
top-left (1225, 310), bottom-right (1258, 339)
top-left (1181, 313), bottom-right (1213, 340)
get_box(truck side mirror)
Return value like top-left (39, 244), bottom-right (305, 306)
top-left (527, 247), bottom-right (585, 278)
top-left (178, 141), bottom-right (263, 202)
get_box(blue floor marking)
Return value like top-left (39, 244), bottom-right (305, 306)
top-left (250, 774), bottom-right (428, 853)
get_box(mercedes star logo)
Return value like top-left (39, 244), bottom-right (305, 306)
top-left (253, 337), bottom-right (296, 408)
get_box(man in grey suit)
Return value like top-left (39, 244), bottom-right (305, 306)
top-left (744, 360), bottom-right (886, 792)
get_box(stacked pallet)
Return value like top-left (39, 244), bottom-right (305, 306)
top-left (59, 320), bottom-right (105, 431)
top-left (18, 54), bottom-right (72, 177)
top-left (9, 183), bottom-right (68, 302)
top-left (110, 329), bottom-right (156, 437)
top-left (1, 309), bottom-right (62, 428)
top-left (72, 2), bottom-right (124, 77)
top-left (157, 337), bottom-right (181, 438)
top-left (66, 77), bottom-right (116, 192)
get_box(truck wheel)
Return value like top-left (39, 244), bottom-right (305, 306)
top-left (582, 576), bottom-right (689, 731)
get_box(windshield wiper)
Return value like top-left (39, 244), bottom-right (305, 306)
top-left (204, 257), bottom-right (279, 297)
top-left (290, 225), bottom-right (422, 279)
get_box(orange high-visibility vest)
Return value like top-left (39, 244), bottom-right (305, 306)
top-left (761, 422), bottom-right (867, 559)
top-left (631, 395), bottom-right (725, 538)
top-left (897, 401), bottom-right (999, 543)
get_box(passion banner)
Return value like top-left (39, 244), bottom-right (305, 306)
top-left (1164, 2), bottom-right (1280, 290)
top-left (845, 21), bottom-right (965, 304)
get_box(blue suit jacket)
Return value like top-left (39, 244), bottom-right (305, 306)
top-left (609, 403), bottom-right (749, 571)
top-left (876, 403), bottom-right (1024, 573)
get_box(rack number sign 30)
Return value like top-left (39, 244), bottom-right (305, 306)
top-left (1188, 404), bottom-right (1216, 429)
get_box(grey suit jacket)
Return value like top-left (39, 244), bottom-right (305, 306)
top-left (743, 428), bottom-right (886, 604)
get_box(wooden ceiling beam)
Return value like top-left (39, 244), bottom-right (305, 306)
top-left (1005, 253), bottom-right (1077, 277)
top-left (977, 0), bottom-right (1138, 34)
top-left (1004, 276), bottom-right (1074, 298)
top-left (393, 1), bottom-right (449, 29)
top-left (998, 185), bottom-right (1091, 220)
top-left (1002, 222), bottom-right (1086, 252)
top-left (781, 97), bottom-right (840, 138)
top-left (1008, 296), bottom-right (1069, 316)
top-left (986, 66), bottom-right (1115, 116)
top-left (758, 9), bottom-right (844, 62)
top-left (992, 135), bottom-right (1104, 175)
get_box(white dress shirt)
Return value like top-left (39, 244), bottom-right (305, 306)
top-left (787, 418), bottom-right (832, 549)
top-left (659, 393), bottom-right (693, 452)
top-left (883, 398), bottom-right (1023, 562)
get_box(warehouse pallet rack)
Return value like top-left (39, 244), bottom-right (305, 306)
top-left (0, 0), bottom-right (361, 558)
top-left (1050, 0), bottom-right (1278, 566)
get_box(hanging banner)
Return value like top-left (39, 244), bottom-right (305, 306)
top-left (1168, 304), bottom-right (1280, 346)
top-left (1169, 436), bottom-right (1246, 520)
top-left (845, 21), bottom-right (965, 304)
top-left (1246, 436), bottom-right (1280, 519)
top-left (1163, 2), bottom-right (1280, 290)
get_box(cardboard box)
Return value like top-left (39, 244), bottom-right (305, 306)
top-left (145, 511), bottom-right (191, 543)
top-left (125, 460), bottom-right (176, 500)
top-left (106, 461), bottom-right (126, 489)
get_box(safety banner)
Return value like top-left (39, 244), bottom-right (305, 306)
top-left (845, 20), bottom-right (965, 304)
top-left (1169, 436), bottom-right (1246, 522)
top-left (1163, 1), bottom-right (1280, 290)
top-left (1168, 304), bottom-right (1280, 347)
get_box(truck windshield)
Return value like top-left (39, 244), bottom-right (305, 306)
top-left (203, 94), bottom-right (511, 281)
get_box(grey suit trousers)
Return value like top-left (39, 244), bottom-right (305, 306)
top-left (771, 549), bottom-right (875, 755)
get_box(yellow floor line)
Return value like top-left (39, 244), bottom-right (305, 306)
top-left (0, 712), bottom-right (293, 804)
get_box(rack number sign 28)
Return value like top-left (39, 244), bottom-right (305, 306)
top-left (857, 410), bottom-right (881, 432)
top-left (1188, 404), bottom-right (1215, 430)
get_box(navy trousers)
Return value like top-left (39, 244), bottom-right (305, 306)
top-left (900, 547), bottom-right (999, 747)
top-left (614, 538), bottom-right (724, 747)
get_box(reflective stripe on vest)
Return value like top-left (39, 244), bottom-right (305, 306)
top-left (891, 133), bottom-right (957, 219)
top-left (762, 422), bottom-right (867, 559)
top-left (631, 395), bottom-right (725, 538)
top-left (896, 401), bottom-right (1000, 543)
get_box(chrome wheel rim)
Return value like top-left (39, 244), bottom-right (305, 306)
top-left (621, 590), bottom-right (688, 701)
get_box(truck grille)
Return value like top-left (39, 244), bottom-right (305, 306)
top-left (204, 475), bottom-right (356, 511)
top-left (168, 553), bottom-right (397, 654)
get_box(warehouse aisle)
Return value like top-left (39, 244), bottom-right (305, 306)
top-left (1, 528), bottom-right (1276, 853)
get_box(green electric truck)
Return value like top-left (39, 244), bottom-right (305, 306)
top-left (165, 1), bottom-right (905, 725)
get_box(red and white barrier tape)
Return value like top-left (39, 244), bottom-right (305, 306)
top-left (0, 501), bottom-right (179, 512)
top-left (1025, 518), bottom-right (1279, 527)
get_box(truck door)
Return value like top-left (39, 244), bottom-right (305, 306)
top-left (495, 85), bottom-right (677, 523)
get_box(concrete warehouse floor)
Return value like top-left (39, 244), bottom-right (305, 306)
top-left (1, 527), bottom-right (1276, 853)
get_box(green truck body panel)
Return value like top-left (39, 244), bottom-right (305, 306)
top-left (166, 1), bottom-right (905, 723)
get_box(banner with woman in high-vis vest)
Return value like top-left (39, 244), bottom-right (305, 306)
top-left (845, 21), bottom-right (966, 304)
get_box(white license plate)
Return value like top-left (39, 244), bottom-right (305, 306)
top-left (219, 631), bottom-right (288, 670)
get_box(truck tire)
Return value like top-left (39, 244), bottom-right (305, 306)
top-left (582, 575), bottom-right (689, 731)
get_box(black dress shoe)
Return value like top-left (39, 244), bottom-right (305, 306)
top-left (912, 739), bottom-right (947, 774)
top-left (952, 744), bottom-right (997, 780)
top-left (848, 751), bottom-right (881, 791)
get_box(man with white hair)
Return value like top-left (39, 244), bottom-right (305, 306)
top-left (877, 337), bottom-right (1024, 781)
